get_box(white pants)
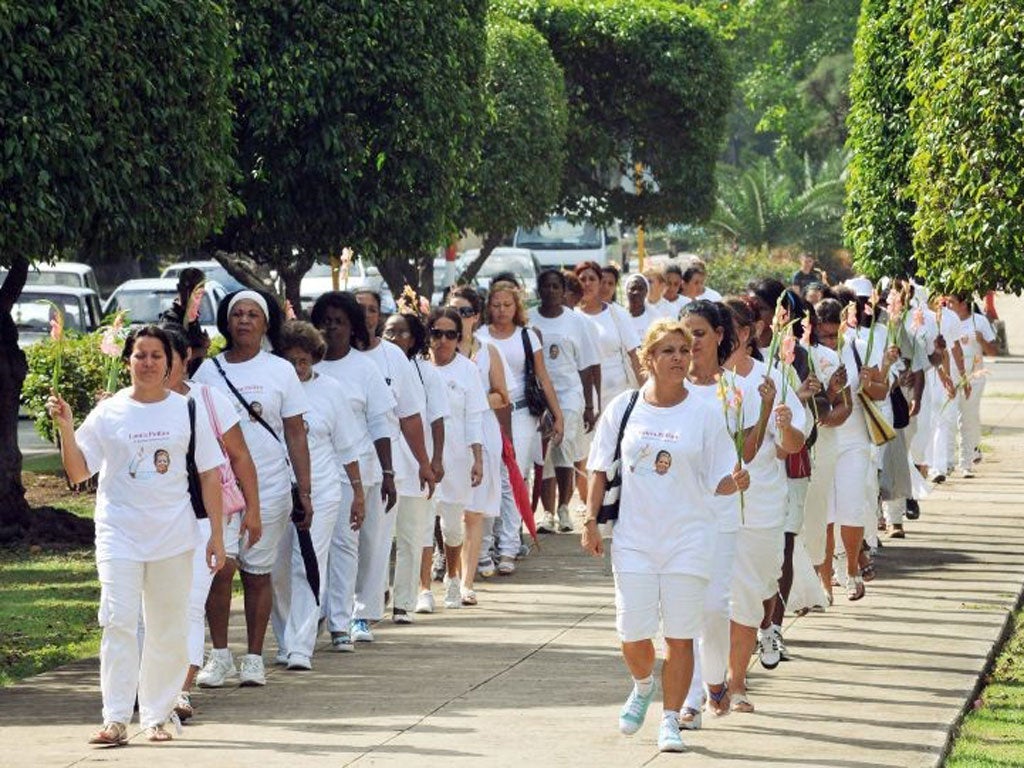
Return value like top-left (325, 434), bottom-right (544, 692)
top-left (324, 482), bottom-right (382, 631)
top-left (280, 488), bottom-right (345, 659)
top-left (481, 463), bottom-right (521, 562)
top-left (97, 551), bottom-right (192, 728)
top-left (437, 500), bottom-right (466, 547)
top-left (186, 520), bottom-right (215, 667)
top-left (356, 483), bottom-right (395, 621)
top-left (802, 428), bottom-right (838, 567)
top-left (957, 384), bottom-right (983, 471)
top-left (393, 495), bottom-right (435, 611)
top-left (685, 530), bottom-right (736, 710)
top-left (929, 386), bottom-right (959, 474)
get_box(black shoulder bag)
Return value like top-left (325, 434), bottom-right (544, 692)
top-left (521, 328), bottom-right (549, 417)
top-left (185, 397), bottom-right (208, 519)
top-left (596, 389), bottom-right (641, 524)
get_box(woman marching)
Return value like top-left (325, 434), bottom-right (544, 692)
top-left (277, 321), bottom-right (365, 669)
top-left (192, 290), bottom-right (313, 688)
top-left (427, 308), bottom-right (488, 606)
top-left (582, 318), bottom-right (747, 753)
top-left (48, 325), bottom-right (226, 744)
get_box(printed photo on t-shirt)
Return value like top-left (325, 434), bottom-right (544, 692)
top-left (549, 343), bottom-right (560, 360)
top-left (249, 401), bottom-right (263, 421)
top-left (125, 427), bottom-right (174, 479)
top-left (627, 428), bottom-right (680, 476)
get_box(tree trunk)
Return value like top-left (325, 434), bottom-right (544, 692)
top-left (458, 232), bottom-right (503, 284)
top-left (378, 255), bottom-right (420, 302)
top-left (210, 250), bottom-right (280, 294)
top-left (275, 252), bottom-right (313, 320)
top-left (0, 257), bottom-right (31, 537)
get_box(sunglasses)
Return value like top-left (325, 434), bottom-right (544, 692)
top-left (429, 328), bottom-right (459, 341)
top-left (454, 306), bottom-right (478, 318)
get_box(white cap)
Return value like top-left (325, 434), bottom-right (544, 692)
top-left (846, 276), bottom-right (873, 298)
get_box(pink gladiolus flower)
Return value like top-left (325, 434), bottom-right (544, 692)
top-left (340, 247), bottom-right (353, 267)
top-left (49, 312), bottom-right (63, 341)
top-left (911, 307), bottom-right (925, 332)
top-left (887, 290), bottom-right (903, 319)
top-left (284, 300), bottom-right (297, 321)
top-left (781, 334), bottom-right (796, 366)
top-left (100, 329), bottom-right (120, 357)
top-left (418, 296), bottom-right (431, 316)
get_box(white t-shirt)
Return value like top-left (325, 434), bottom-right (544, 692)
top-left (588, 386), bottom-right (735, 577)
top-left (189, 381), bottom-right (240, 451)
top-left (302, 374), bottom-right (360, 503)
top-left (958, 313), bottom-right (995, 377)
top-left (364, 340), bottom-right (425, 486)
top-left (698, 287), bottom-right (723, 302)
top-left (193, 351), bottom-right (309, 500)
top-left (625, 306), bottom-right (663, 344)
top-left (576, 303), bottom-right (640, 407)
top-left (395, 356), bottom-right (451, 497)
top-left (686, 380), bottom-right (742, 533)
top-left (472, 342), bottom-right (505, 460)
top-left (733, 358), bottom-right (806, 529)
top-left (527, 307), bottom-right (599, 414)
top-left (476, 326), bottom-right (541, 404)
top-left (315, 351), bottom-right (395, 486)
top-left (76, 390), bottom-right (222, 563)
top-left (432, 354), bottom-right (488, 506)
top-left (656, 295), bottom-right (690, 318)
top-left (833, 336), bottom-right (871, 449)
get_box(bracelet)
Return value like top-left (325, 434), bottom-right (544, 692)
top-left (584, 518), bottom-right (598, 526)
top-left (298, 491), bottom-right (311, 498)
top-left (382, 469), bottom-right (395, 476)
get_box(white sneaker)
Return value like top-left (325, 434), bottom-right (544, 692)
top-left (477, 561), bottom-right (496, 578)
top-left (392, 609), bottom-right (413, 625)
top-left (286, 653), bottom-right (312, 671)
top-left (658, 716), bottom-right (686, 752)
top-left (350, 619), bottom-right (374, 642)
top-left (497, 557), bottom-right (516, 576)
top-left (196, 649), bottom-right (236, 688)
top-left (444, 577), bottom-right (462, 609)
top-left (757, 628), bottom-right (781, 670)
top-left (273, 650), bottom-right (289, 666)
top-left (678, 707), bottom-right (702, 730)
top-left (774, 626), bottom-right (791, 661)
top-left (238, 654), bottom-right (266, 686)
top-left (330, 632), bottom-right (354, 652)
top-left (556, 505), bottom-right (573, 533)
top-left (415, 590), bottom-right (435, 614)
top-left (537, 513), bottom-right (556, 534)
top-left (960, 467), bottom-right (976, 479)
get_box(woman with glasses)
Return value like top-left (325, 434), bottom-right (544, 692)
top-left (427, 308), bottom-right (487, 608)
top-left (448, 286), bottom-right (511, 600)
top-left (311, 292), bottom-right (396, 650)
top-left (477, 280), bottom-right (563, 575)
top-left (381, 310), bottom-right (449, 620)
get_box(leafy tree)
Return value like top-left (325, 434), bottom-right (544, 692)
top-left (843, 0), bottom-right (916, 279)
top-left (210, 0), bottom-right (487, 304)
top-left (908, 0), bottom-right (1024, 293)
top-left (710, 151), bottom-right (847, 254)
top-left (0, 1), bottom-right (234, 538)
top-left (497, 0), bottom-right (732, 229)
top-left (458, 15), bottom-right (568, 283)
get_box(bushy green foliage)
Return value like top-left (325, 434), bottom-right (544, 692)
top-left (460, 15), bottom-right (567, 259)
top-left (21, 333), bottom-right (128, 443)
top-left (843, 0), bottom-right (916, 280)
top-left (908, 1), bottom-right (1024, 293)
top-left (704, 250), bottom-right (799, 297)
top-left (496, 0), bottom-right (731, 228)
top-left (0, 1), bottom-right (235, 263)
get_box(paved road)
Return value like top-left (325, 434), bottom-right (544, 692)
top-left (3, 298), bottom-right (1024, 767)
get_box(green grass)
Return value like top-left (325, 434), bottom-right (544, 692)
top-left (0, 548), bottom-right (99, 686)
top-left (946, 609), bottom-right (1024, 767)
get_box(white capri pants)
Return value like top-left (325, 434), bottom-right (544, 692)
top-left (97, 550), bottom-right (193, 728)
top-left (324, 482), bottom-right (382, 632)
top-left (730, 527), bottom-right (784, 629)
top-left (393, 495), bottom-right (436, 612)
top-left (802, 427), bottom-right (838, 566)
top-left (437, 500), bottom-right (466, 547)
top-left (614, 571), bottom-right (707, 642)
top-left (829, 444), bottom-right (872, 528)
top-left (685, 529), bottom-right (737, 709)
top-left (239, 490), bottom-right (292, 575)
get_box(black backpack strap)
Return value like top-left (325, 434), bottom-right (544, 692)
top-left (613, 390), bottom-right (641, 463)
top-left (521, 328), bottom-right (535, 377)
top-left (186, 397), bottom-right (207, 519)
top-left (212, 356), bottom-right (282, 444)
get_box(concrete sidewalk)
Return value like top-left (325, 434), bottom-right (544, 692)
top-left (4, 307), bottom-right (1024, 768)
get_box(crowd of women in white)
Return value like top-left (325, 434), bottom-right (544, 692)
top-left (46, 257), bottom-right (995, 752)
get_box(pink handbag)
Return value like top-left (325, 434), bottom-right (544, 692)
top-left (200, 385), bottom-right (247, 517)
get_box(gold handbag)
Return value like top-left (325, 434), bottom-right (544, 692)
top-left (857, 390), bottom-right (896, 446)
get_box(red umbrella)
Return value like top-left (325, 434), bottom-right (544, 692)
top-left (502, 433), bottom-right (538, 543)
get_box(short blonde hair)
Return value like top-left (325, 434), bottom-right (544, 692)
top-left (485, 280), bottom-right (529, 327)
top-left (279, 320), bottom-right (327, 363)
top-left (643, 267), bottom-right (665, 286)
top-left (639, 318), bottom-right (692, 377)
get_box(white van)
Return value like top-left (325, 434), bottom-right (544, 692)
top-left (513, 216), bottom-right (619, 269)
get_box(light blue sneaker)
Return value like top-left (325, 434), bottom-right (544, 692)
top-left (658, 717), bottom-right (685, 752)
top-left (618, 684), bottom-right (654, 735)
top-left (350, 619), bottom-right (374, 643)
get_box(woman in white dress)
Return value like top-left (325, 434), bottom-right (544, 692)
top-left (581, 318), bottom-right (747, 753)
top-left (427, 308), bottom-right (487, 608)
top-left (47, 325), bottom-right (225, 744)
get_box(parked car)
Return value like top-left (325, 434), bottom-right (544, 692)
top-left (1, 261), bottom-right (104, 301)
top-left (462, 247), bottom-right (541, 306)
top-left (299, 256), bottom-right (383, 313)
top-left (12, 285), bottom-right (103, 349)
top-left (104, 278), bottom-right (226, 338)
top-left (161, 259), bottom-right (246, 293)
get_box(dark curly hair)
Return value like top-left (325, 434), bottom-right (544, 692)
top-left (310, 291), bottom-right (371, 351)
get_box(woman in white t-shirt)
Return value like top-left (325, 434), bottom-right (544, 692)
top-left (311, 291), bottom-right (397, 647)
top-left (428, 308), bottom-right (487, 609)
top-left (161, 324), bottom-right (258, 723)
top-left (528, 270), bottom-right (601, 534)
top-left (379, 310), bottom-right (449, 621)
top-left (581, 319), bottom-right (747, 753)
top-left (721, 302), bottom-right (805, 714)
top-left (948, 294), bottom-right (997, 476)
top-left (574, 261), bottom-right (644, 409)
top-left (47, 326), bottom-right (225, 745)
top-left (477, 280), bottom-right (563, 574)
top-left (192, 290), bottom-right (311, 689)
top-left (448, 286), bottom-right (511, 602)
top-left (278, 321), bottom-right (364, 670)
top-left (624, 273), bottom-right (665, 340)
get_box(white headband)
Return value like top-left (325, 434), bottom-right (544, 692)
top-left (625, 273), bottom-right (649, 291)
top-left (227, 290), bottom-right (269, 320)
